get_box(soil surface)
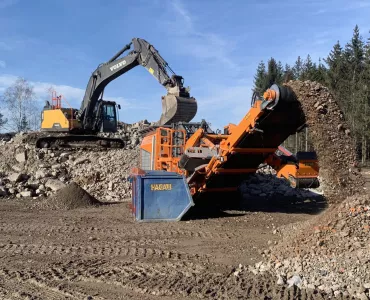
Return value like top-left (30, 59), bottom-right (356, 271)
top-left (0, 197), bottom-right (352, 300)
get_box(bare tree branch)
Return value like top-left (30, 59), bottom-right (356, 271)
top-left (1, 77), bottom-right (41, 132)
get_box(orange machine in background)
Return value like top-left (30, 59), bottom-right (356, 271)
top-left (137, 84), bottom-right (320, 200)
top-left (268, 145), bottom-right (319, 188)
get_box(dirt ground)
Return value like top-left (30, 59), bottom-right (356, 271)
top-left (0, 192), bottom-right (354, 300)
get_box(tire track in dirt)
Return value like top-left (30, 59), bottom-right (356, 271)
top-left (1, 260), bottom-right (209, 299)
top-left (0, 266), bottom-right (110, 300)
top-left (0, 268), bottom-right (83, 300)
top-left (1, 259), bottom-right (343, 300)
top-left (0, 243), bottom-right (210, 262)
top-left (0, 222), bottom-right (242, 239)
top-left (0, 260), bottom-right (207, 299)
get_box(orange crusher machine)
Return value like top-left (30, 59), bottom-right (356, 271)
top-left (129, 84), bottom-right (319, 221)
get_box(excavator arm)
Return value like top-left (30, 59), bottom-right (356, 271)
top-left (79, 38), bottom-right (197, 131)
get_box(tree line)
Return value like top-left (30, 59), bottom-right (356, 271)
top-left (253, 25), bottom-right (370, 164)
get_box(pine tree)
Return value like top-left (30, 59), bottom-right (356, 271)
top-left (253, 61), bottom-right (267, 94)
top-left (265, 58), bottom-right (279, 88)
top-left (315, 58), bottom-right (327, 84)
top-left (325, 41), bottom-right (343, 91)
top-left (277, 61), bottom-right (284, 84)
top-left (347, 25), bottom-right (365, 72)
top-left (0, 113), bottom-right (7, 128)
top-left (344, 25), bottom-right (365, 130)
top-left (283, 64), bottom-right (295, 82)
top-left (360, 31), bottom-right (370, 162)
top-left (342, 25), bottom-right (367, 161)
top-left (20, 115), bottom-right (30, 132)
top-left (293, 56), bottom-right (303, 79)
top-left (301, 54), bottom-right (317, 80)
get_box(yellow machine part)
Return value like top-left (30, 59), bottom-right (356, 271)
top-left (41, 109), bottom-right (80, 132)
top-left (276, 159), bottom-right (319, 188)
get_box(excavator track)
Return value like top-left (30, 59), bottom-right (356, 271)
top-left (35, 135), bottom-right (125, 149)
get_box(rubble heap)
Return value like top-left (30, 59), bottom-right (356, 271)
top-left (99, 119), bottom-right (153, 149)
top-left (34, 182), bottom-right (102, 210)
top-left (0, 121), bottom-right (146, 201)
top-left (246, 81), bottom-right (370, 300)
top-left (240, 171), bottom-right (321, 202)
top-left (248, 193), bottom-right (370, 299)
top-left (286, 80), bottom-right (365, 202)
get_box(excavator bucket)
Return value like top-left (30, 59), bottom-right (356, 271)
top-left (159, 95), bottom-right (197, 125)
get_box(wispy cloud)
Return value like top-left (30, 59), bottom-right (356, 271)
top-left (165, 0), bottom-right (239, 72)
top-left (314, 9), bottom-right (327, 15)
top-left (171, 0), bottom-right (193, 30)
top-left (346, 0), bottom-right (370, 9)
top-left (313, 0), bottom-right (370, 14)
top-left (0, 41), bottom-right (12, 51)
top-left (0, 60), bottom-right (6, 68)
top-left (0, 0), bottom-right (18, 9)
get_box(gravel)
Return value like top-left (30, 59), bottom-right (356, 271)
top-left (285, 80), bottom-right (365, 202)
top-left (248, 80), bottom-right (370, 300)
top-left (0, 121), bottom-right (145, 201)
top-left (33, 182), bottom-right (102, 210)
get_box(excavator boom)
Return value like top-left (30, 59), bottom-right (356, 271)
top-left (79, 37), bottom-right (197, 131)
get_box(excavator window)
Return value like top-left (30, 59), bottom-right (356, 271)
top-left (104, 105), bottom-right (115, 120)
top-left (100, 103), bottom-right (117, 133)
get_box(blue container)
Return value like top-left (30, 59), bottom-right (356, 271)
top-left (129, 169), bottom-right (194, 222)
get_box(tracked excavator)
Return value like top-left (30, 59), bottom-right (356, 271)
top-left (130, 84), bottom-right (320, 221)
top-left (37, 38), bottom-right (197, 148)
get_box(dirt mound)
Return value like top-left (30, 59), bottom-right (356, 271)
top-left (286, 80), bottom-right (365, 202)
top-left (246, 81), bottom-right (370, 298)
top-left (37, 182), bottom-right (102, 210)
top-left (257, 193), bottom-right (370, 297)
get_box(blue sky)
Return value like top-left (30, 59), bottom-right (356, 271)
top-left (0, 0), bottom-right (369, 131)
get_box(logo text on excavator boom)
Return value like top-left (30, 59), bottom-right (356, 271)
top-left (110, 60), bottom-right (127, 71)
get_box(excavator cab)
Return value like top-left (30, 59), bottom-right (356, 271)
top-left (98, 100), bottom-right (120, 133)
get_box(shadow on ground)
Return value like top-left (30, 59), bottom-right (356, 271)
top-left (183, 176), bottom-right (327, 220)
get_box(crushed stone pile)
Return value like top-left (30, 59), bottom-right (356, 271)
top-left (68, 148), bottom-right (139, 201)
top-left (0, 121), bottom-right (142, 200)
top-left (249, 193), bottom-right (370, 299)
top-left (33, 182), bottom-right (102, 210)
top-left (286, 80), bottom-right (365, 202)
top-left (240, 172), bottom-right (321, 202)
top-left (244, 80), bottom-right (369, 300)
top-left (99, 119), bottom-right (153, 149)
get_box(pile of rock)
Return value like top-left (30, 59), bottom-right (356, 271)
top-left (66, 148), bottom-right (139, 201)
top-left (286, 80), bottom-right (365, 202)
top-left (0, 132), bottom-right (16, 144)
top-left (0, 129), bottom-right (141, 201)
top-left (99, 119), bottom-right (154, 149)
top-left (244, 80), bottom-right (369, 300)
top-left (239, 172), bottom-right (320, 201)
top-left (248, 193), bottom-right (370, 299)
top-left (33, 182), bottom-right (102, 210)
